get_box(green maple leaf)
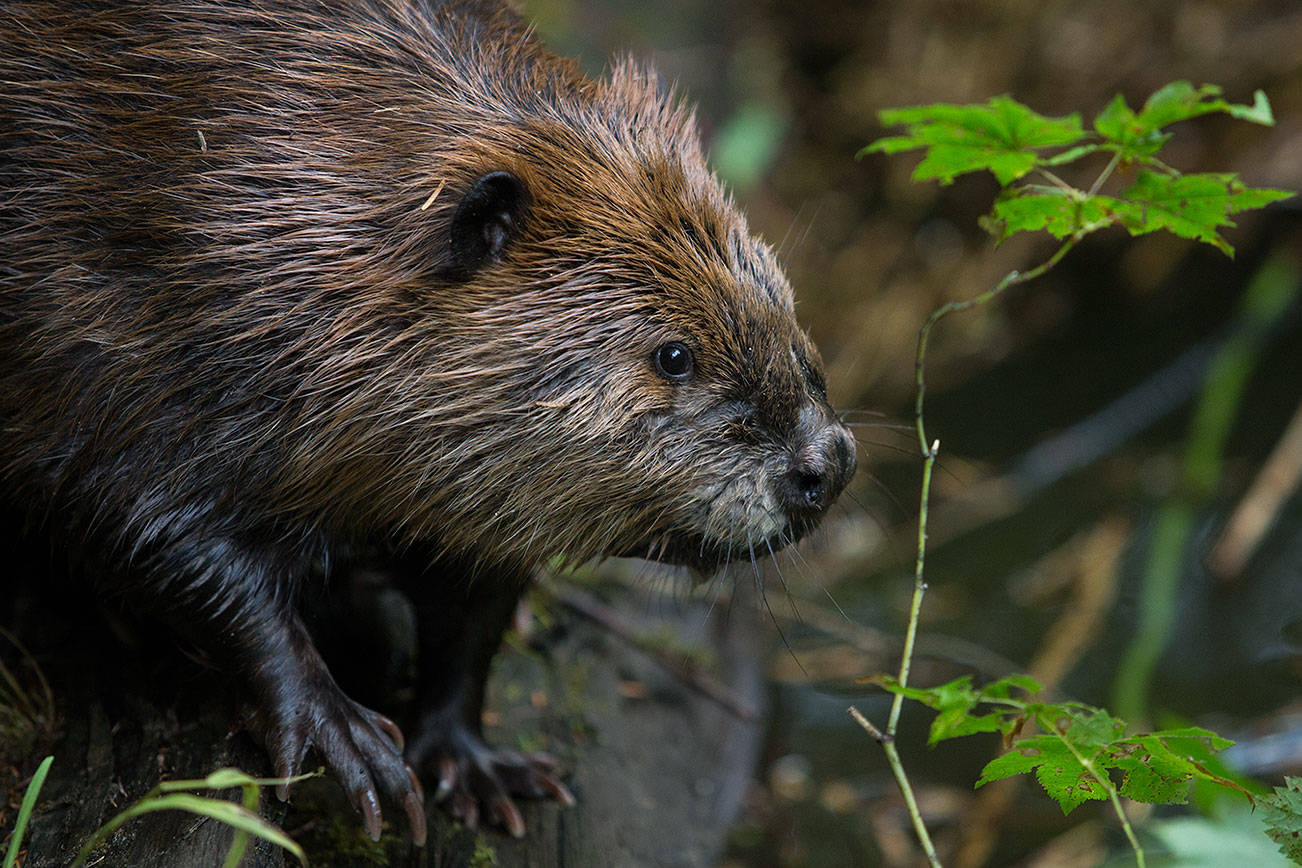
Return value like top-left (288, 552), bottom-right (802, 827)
top-left (1056, 707), bottom-right (1125, 750)
top-left (984, 173), bottom-right (1291, 251)
top-left (862, 96), bottom-right (1084, 184)
top-left (985, 189), bottom-right (1116, 240)
top-left (976, 673), bottom-right (1042, 700)
top-left (866, 675), bottom-right (997, 744)
top-left (1139, 81), bottom-right (1273, 127)
top-left (1143, 726), bottom-right (1235, 757)
top-left (974, 709), bottom-right (1243, 816)
top-left (1111, 171), bottom-right (1293, 255)
top-left (1105, 729), bottom-right (1233, 805)
top-left (869, 674), bottom-right (1040, 744)
top-left (1095, 82), bottom-right (1275, 161)
top-left (1037, 755), bottom-right (1110, 814)
top-left (1109, 737), bottom-right (1200, 805)
top-left (926, 681), bottom-right (1006, 745)
top-left (1114, 757), bottom-right (1192, 805)
top-left (876, 674), bottom-right (1247, 817)
top-left (976, 734), bottom-right (1108, 814)
top-left (977, 735), bottom-right (1062, 785)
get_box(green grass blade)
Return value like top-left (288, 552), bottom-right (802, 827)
top-left (71, 793), bottom-right (307, 868)
top-left (4, 755), bottom-right (53, 868)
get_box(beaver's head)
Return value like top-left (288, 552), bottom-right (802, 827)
top-left (390, 64), bottom-right (856, 571)
top-left (0, 0), bottom-right (850, 575)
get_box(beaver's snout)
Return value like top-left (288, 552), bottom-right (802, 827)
top-left (776, 406), bottom-right (857, 531)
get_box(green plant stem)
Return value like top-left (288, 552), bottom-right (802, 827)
top-left (847, 441), bottom-right (944, 868)
top-left (875, 433), bottom-right (944, 867)
top-left (914, 238), bottom-right (1079, 453)
top-left (888, 437), bottom-right (939, 736)
top-left (850, 706), bottom-right (942, 867)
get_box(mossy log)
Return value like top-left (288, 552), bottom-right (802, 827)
top-left (5, 578), bottom-right (764, 867)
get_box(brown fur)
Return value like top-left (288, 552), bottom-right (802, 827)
top-left (2, 0), bottom-right (837, 570)
top-left (1, 0), bottom-right (853, 840)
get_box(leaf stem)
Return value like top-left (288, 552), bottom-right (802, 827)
top-left (1035, 167), bottom-right (1077, 194)
top-left (1087, 149), bottom-right (1123, 198)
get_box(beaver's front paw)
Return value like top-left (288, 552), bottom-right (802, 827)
top-left (243, 683), bottom-right (428, 845)
top-left (408, 718), bottom-right (574, 837)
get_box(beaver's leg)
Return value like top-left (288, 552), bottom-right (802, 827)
top-left (124, 533), bottom-right (427, 844)
top-left (400, 556), bottom-right (573, 836)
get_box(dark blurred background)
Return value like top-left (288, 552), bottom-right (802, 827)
top-left (527, 2), bottom-right (1302, 865)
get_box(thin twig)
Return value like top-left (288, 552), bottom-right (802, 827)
top-left (888, 437), bottom-right (939, 735)
top-left (914, 238), bottom-right (1079, 453)
top-left (849, 705), bottom-right (890, 742)
top-left (851, 704), bottom-right (942, 867)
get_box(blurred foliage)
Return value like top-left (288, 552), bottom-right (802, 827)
top-left (1134, 803), bottom-right (1295, 867)
top-left (1261, 777), bottom-right (1302, 863)
top-left (1115, 255), bottom-right (1300, 725)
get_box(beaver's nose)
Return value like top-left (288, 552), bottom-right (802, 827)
top-left (776, 410), bottom-right (857, 519)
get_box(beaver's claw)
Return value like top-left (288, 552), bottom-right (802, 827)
top-left (409, 722), bottom-right (573, 837)
top-left (243, 676), bottom-right (428, 846)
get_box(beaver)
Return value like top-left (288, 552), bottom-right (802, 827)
top-left (0, 0), bottom-right (856, 844)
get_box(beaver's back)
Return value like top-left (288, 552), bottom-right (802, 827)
top-left (0, 0), bottom-right (593, 539)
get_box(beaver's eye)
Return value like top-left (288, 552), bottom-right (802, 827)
top-left (653, 342), bottom-right (693, 381)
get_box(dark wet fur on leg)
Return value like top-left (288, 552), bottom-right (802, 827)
top-left (398, 552), bottom-right (572, 836)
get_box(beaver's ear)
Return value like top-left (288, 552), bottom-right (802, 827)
top-left (448, 170), bottom-right (529, 274)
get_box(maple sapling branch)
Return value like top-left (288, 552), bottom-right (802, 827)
top-left (854, 80), bottom-right (1291, 867)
